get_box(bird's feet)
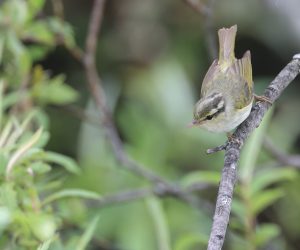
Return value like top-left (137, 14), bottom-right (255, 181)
top-left (254, 94), bottom-right (272, 104)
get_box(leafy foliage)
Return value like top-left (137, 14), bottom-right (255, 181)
top-left (0, 0), bottom-right (96, 249)
top-left (0, 0), bottom-right (299, 250)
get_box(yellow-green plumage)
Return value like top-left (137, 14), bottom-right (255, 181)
top-left (192, 25), bottom-right (254, 133)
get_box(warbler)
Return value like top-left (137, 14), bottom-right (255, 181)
top-left (191, 24), bottom-right (263, 133)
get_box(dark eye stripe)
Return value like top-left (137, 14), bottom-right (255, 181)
top-left (205, 105), bottom-right (225, 121)
top-left (206, 115), bottom-right (213, 120)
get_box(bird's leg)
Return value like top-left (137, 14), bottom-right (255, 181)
top-left (254, 94), bottom-right (272, 104)
top-left (226, 132), bottom-right (242, 147)
top-left (226, 132), bottom-right (234, 141)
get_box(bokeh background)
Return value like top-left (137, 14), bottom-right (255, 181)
top-left (2, 0), bottom-right (300, 249)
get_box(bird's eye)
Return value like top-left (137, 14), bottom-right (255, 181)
top-left (206, 115), bottom-right (213, 120)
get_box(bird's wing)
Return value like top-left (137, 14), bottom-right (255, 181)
top-left (230, 51), bottom-right (254, 109)
top-left (200, 59), bottom-right (219, 97)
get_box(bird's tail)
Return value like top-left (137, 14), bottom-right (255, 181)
top-left (218, 25), bottom-right (237, 68)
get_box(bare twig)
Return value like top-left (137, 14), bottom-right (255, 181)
top-left (81, 0), bottom-right (205, 208)
top-left (207, 143), bottom-right (227, 154)
top-left (183, 0), bottom-right (218, 60)
top-left (97, 188), bottom-right (153, 207)
top-left (89, 182), bottom-right (212, 209)
top-left (51, 0), bottom-right (65, 20)
top-left (207, 55), bottom-right (300, 250)
top-left (183, 0), bottom-right (211, 16)
top-left (264, 136), bottom-right (300, 168)
top-left (203, 0), bottom-right (217, 60)
top-left (52, 105), bottom-right (101, 127)
top-left (83, 0), bottom-right (167, 184)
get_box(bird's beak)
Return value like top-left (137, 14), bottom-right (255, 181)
top-left (187, 120), bottom-right (200, 128)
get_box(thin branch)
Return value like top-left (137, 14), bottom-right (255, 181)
top-left (264, 136), bottom-right (300, 168)
top-left (89, 182), bottom-right (212, 209)
top-left (203, 0), bottom-right (217, 60)
top-left (51, 0), bottom-right (65, 20)
top-left (52, 105), bottom-right (102, 127)
top-left (183, 0), bottom-right (211, 16)
top-left (83, 0), bottom-right (165, 184)
top-left (207, 54), bottom-right (300, 250)
top-left (97, 188), bottom-right (153, 207)
top-left (183, 0), bottom-right (218, 60)
top-left (81, 0), bottom-right (203, 209)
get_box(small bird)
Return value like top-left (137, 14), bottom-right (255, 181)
top-left (191, 25), bottom-right (259, 133)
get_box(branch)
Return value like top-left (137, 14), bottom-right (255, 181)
top-left (264, 136), bottom-right (300, 168)
top-left (207, 54), bottom-right (300, 250)
top-left (83, 0), bottom-right (165, 184)
top-left (183, 0), bottom-right (211, 16)
top-left (183, 0), bottom-right (218, 60)
top-left (90, 183), bottom-right (212, 209)
top-left (81, 0), bottom-right (205, 208)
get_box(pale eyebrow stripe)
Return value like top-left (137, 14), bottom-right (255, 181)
top-left (201, 93), bottom-right (223, 107)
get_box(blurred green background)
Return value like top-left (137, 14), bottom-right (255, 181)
top-left (1, 0), bottom-right (300, 249)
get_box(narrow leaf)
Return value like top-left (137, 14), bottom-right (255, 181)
top-left (175, 233), bottom-right (208, 250)
top-left (255, 223), bottom-right (280, 247)
top-left (252, 189), bottom-right (284, 215)
top-left (251, 168), bottom-right (297, 196)
top-left (37, 238), bottom-right (53, 250)
top-left (44, 151), bottom-right (81, 175)
top-left (42, 189), bottom-right (102, 205)
top-left (75, 216), bottom-right (100, 250)
top-left (180, 170), bottom-right (221, 187)
top-left (239, 108), bottom-right (273, 181)
top-left (146, 196), bottom-right (171, 250)
top-left (6, 128), bottom-right (43, 179)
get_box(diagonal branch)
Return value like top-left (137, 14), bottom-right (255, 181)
top-left (83, 0), bottom-right (166, 184)
top-left (183, 0), bottom-right (218, 60)
top-left (207, 54), bottom-right (300, 250)
top-left (81, 0), bottom-right (200, 207)
top-left (264, 136), bottom-right (300, 168)
top-left (183, 0), bottom-right (211, 16)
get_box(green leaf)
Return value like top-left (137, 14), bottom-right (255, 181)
top-left (27, 45), bottom-right (51, 61)
top-left (231, 199), bottom-right (246, 222)
top-left (0, 37), bottom-right (4, 64)
top-left (48, 17), bottom-right (75, 48)
top-left (42, 189), bottom-right (102, 205)
top-left (0, 206), bottom-right (11, 231)
top-left (180, 170), bottom-right (221, 187)
top-left (2, 91), bottom-right (25, 110)
top-left (0, 118), bottom-right (13, 149)
top-left (33, 75), bottom-right (78, 105)
top-left (251, 168), bottom-right (297, 196)
top-left (146, 196), bottom-right (171, 250)
top-left (27, 0), bottom-right (45, 18)
top-left (252, 189), bottom-right (284, 215)
top-left (44, 151), bottom-right (81, 174)
top-left (22, 20), bottom-right (55, 45)
top-left (5, 32), bottom-right (32, 83)
top-left (2, 0), bottom-right (29, 27)
top-left (174, 233), bottom-right (208, 250)
top-left (0, 183), bottom-right (18, 210)
top-left (255, 223), bottom-right (280, 247)
top-left (75, 215), bottom-right (100, 250)
top-left (6, 128), bottom-right (43, 178)
top-left (239, 108), bottom-right (274, 182)
top-left (28, 214), bottom-right (56, 241)
top-left (37, 238), bottom-right (53, 250)
top-left (30, 161), bottom-right (51, 174)
top-left (5, 110), bottom-right (37, 147)
top-left (0, 152), bottom-right (8, 175)
top-left (0, 81), bottom-right (3, 127)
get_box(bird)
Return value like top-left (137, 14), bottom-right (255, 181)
top-left (190, 25), bottom-right (268, 133)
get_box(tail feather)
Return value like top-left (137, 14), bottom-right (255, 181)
top-left (218, 25), bottom-right (237, 67)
